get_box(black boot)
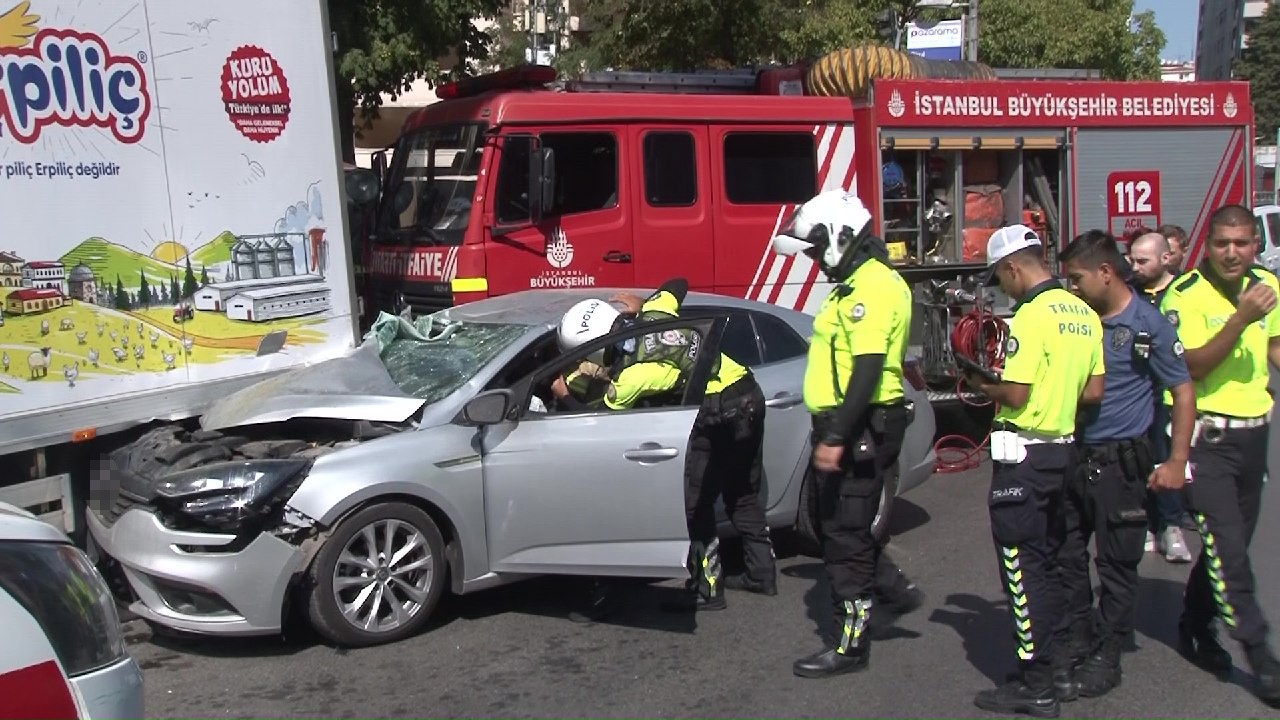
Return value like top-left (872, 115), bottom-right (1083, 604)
top-left (1052, 668), bottom-right (1079, 703)
top-left (723, 573), bottom-right (778, 596)
top-left (1178, 618), bottom-right (1233, 674)
top-left (974, 668), bottom-right (1060, 718)
top-left (1062, 619), bottom-right (1094, 669)
top-left (1246, 643), bottom-right (1280, 706)
top-left (877, 568), bottom-right (925, 617)
top-left (794, 597), bottom-right (873, 679)
top-left (1076, 635), bottom-right (1123, 698)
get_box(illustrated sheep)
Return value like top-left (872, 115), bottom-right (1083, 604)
top-left (112, 347), bottom-right (127, 363)
top-left (162, 351), bottom-right (177, 371)
top-left (1, 351), bottom-right (8, 373)
top-left (63, 362), bottom-right (79, 388)
top-left (28, 347), bottom-right (50, 379)
top-left (87, 348), bottom-right (100, 368)
top-left (40, 319), bottom-right (49, 336)
top-left (59, 318), bottom-right (74, 331)
top-left (75, 331), bottom-right (87, 345)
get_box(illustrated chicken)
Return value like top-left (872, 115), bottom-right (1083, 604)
top-left (1, 351), bottom-right (8, 373)
top-left (63, 362), bottom-right (78, 388)
top-left (87, 348), bottom-right (100, 368)
top-left (0, 2), bottom-right (38, 49)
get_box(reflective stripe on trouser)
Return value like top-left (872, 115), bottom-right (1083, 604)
top-left (839, 597), bottom-right (872, 654)
top-left (686, 538), bottom-right (722, 599)
top-left (1057, 452), bottom-right (1146, 646)
top-left (1182, 424), bottom-right (1271, 646)
top-left (988, 443), bottom-right (1072, 670)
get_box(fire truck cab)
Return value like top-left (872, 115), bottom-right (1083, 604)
top-left (364, 60), bottom-right (1254, 396)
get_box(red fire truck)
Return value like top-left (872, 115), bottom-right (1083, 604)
top-left (363, 58), bottom-right (1254, 393)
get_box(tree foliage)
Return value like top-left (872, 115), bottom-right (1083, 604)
top-left (1235, 2), bottom-right (1280, 142)
top-left (543, 0), bottom-right (1163, 79)
top-left (327, 0), bottom-right (506, 160)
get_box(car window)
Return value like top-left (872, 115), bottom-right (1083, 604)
top-left (753, 312), bottom-right (809, 364)
top-left (381, 321), bottom-right (529, 402)
top-left (720, 312), bottom-right (762, 367)
top-left (643, 131), bottom-right (697, 207)
top-left (496, 131), bottom-right (618, 223)
top-left (525, 321), bottom-right (712, 417)
top-left (723, 132), bottom-right (816, 205)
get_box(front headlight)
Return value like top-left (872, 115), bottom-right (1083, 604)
top-left (154, 459), bottom-right (310, 530)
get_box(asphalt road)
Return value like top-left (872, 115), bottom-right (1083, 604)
top-left (127, 421), bottom-right (1280, 719)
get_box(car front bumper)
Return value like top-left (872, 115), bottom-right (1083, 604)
top-left (87, 508), bottom-right (304, 636)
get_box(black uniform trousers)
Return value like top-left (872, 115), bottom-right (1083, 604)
top-left (1058, 438), bottom-right (1152, 651)
top-left (988, 441), bottom-right (1074, 682)
top-left (810, 404), bottom-right (909, 611)
top-left (684, 375), bottom-right (774, 596)
top-left (1182, 423), bottom-right (1271, 648)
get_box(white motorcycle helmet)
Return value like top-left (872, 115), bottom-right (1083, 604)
top-left (771, 189), bottom-right (875, 280)
top-left (557, 298), bottom-right (623, 352)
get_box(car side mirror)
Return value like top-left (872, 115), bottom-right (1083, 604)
top-left (459, 389), bottom-right (514, 426)
top-left (345, 168), bottom-right (381, 207)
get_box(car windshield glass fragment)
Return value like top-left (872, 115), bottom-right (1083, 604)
top-left (381, 321), bottom-right (527, 403)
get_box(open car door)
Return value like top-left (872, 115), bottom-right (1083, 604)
top-left (477, 314), bottom-right (725, 578)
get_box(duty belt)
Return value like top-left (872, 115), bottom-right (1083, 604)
top-left (1079, 436), bottom-right (1148, 463)
top-left (1197, 412), bottom-right (1269, 444)
top-left (992, 421), bottom-right (1073, 445)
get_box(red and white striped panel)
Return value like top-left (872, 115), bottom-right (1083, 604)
top-left (0, 590), bottom-right (81, 719)
top-left (746, 122), bottom-right (858, 315)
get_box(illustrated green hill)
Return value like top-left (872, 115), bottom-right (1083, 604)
top-left (190, 231), bottom-right (239, 267)
top-left (59, 237), bottom-right (179, 288)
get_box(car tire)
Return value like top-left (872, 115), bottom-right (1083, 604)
top-left (793, 463), bottom-right (899, 558)
top-left (303, 503), bottom-right (447, 648)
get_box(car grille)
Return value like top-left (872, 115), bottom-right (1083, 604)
top-left (371, 281), bottom-right (454, 317)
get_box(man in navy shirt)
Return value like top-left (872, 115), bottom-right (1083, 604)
top-left (1056, 231), bottom-right (1197, 698)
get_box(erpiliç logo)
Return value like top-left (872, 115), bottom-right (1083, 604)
top-left (0, 28), bottom-right (150, 144)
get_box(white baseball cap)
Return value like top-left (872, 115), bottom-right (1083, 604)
top-left (982, 224), bottom-right (1043, 285)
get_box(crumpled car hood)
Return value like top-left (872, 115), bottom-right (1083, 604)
top-left (200, 343), bottom-right (426, 431)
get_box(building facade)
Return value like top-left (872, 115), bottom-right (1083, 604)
top-left (1197, 0), bottom-right (1275, 80)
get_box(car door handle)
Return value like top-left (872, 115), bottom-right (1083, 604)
top-left (603, 250), bottom-right (632, 263)
top-left (765, 392), bottom-right (804, 409)
top-left (624, 442), bottom-right (680, 462)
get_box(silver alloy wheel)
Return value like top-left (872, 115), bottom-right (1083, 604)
top-left (331, 518), bottom-right (435, 634)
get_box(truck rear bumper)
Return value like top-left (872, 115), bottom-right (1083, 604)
top-left (87, 508), bottom-right (303, 637)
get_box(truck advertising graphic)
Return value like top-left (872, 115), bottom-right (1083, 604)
top-left (0, 0), bottom-right (354, 429)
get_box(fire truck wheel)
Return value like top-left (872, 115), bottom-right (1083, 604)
top-left (793, 463), bottom-right (898, 558)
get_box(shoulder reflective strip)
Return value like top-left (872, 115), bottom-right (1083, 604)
top-left (451, 277), bottom-right (488, 293)
top-left (0, 661), bottom-right (79, 720)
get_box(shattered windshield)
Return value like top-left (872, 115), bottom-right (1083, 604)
top-left (380, 321), bottom-right (529, 403)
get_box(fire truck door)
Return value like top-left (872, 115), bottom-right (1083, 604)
top-left (628, 126), bottom-right (713, 290)
top-left (487, 128), bottom-right (635, 293)
top-left (709, 123), bottom-right (848, 311)
top-left (1073, 127), bottom-right (1249, 269)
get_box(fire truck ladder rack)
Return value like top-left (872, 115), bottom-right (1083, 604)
top-left (563, 70), bottom-right (761, 94)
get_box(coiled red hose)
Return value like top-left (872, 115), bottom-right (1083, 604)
top-left (933, 307), bottom-right (1010, 473)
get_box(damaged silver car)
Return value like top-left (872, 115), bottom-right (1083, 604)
top-left (87, 290), bottom-right (937, 648)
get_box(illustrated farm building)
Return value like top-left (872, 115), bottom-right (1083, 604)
top-left (192, 233), bottom-right (330, 322)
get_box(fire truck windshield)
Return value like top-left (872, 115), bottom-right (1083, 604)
top-left (377, 123), bottom-right (486, 246)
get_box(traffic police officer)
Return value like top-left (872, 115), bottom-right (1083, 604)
top-left (1057, 230), bottom-right (1196, 698)
top-left (552, 280), bottom-right (775, 616)
top-left (961, 224), bottom-right (1105, 717)
top-left (771, 190), bottom-right (922, 679)
top-left (1159, 204), bottom-right (1280, 705)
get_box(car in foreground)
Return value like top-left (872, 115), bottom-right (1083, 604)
top-left (0, 502), bottom-right (144, 719)
top-left (87, 289), bottom-right (936, 648)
